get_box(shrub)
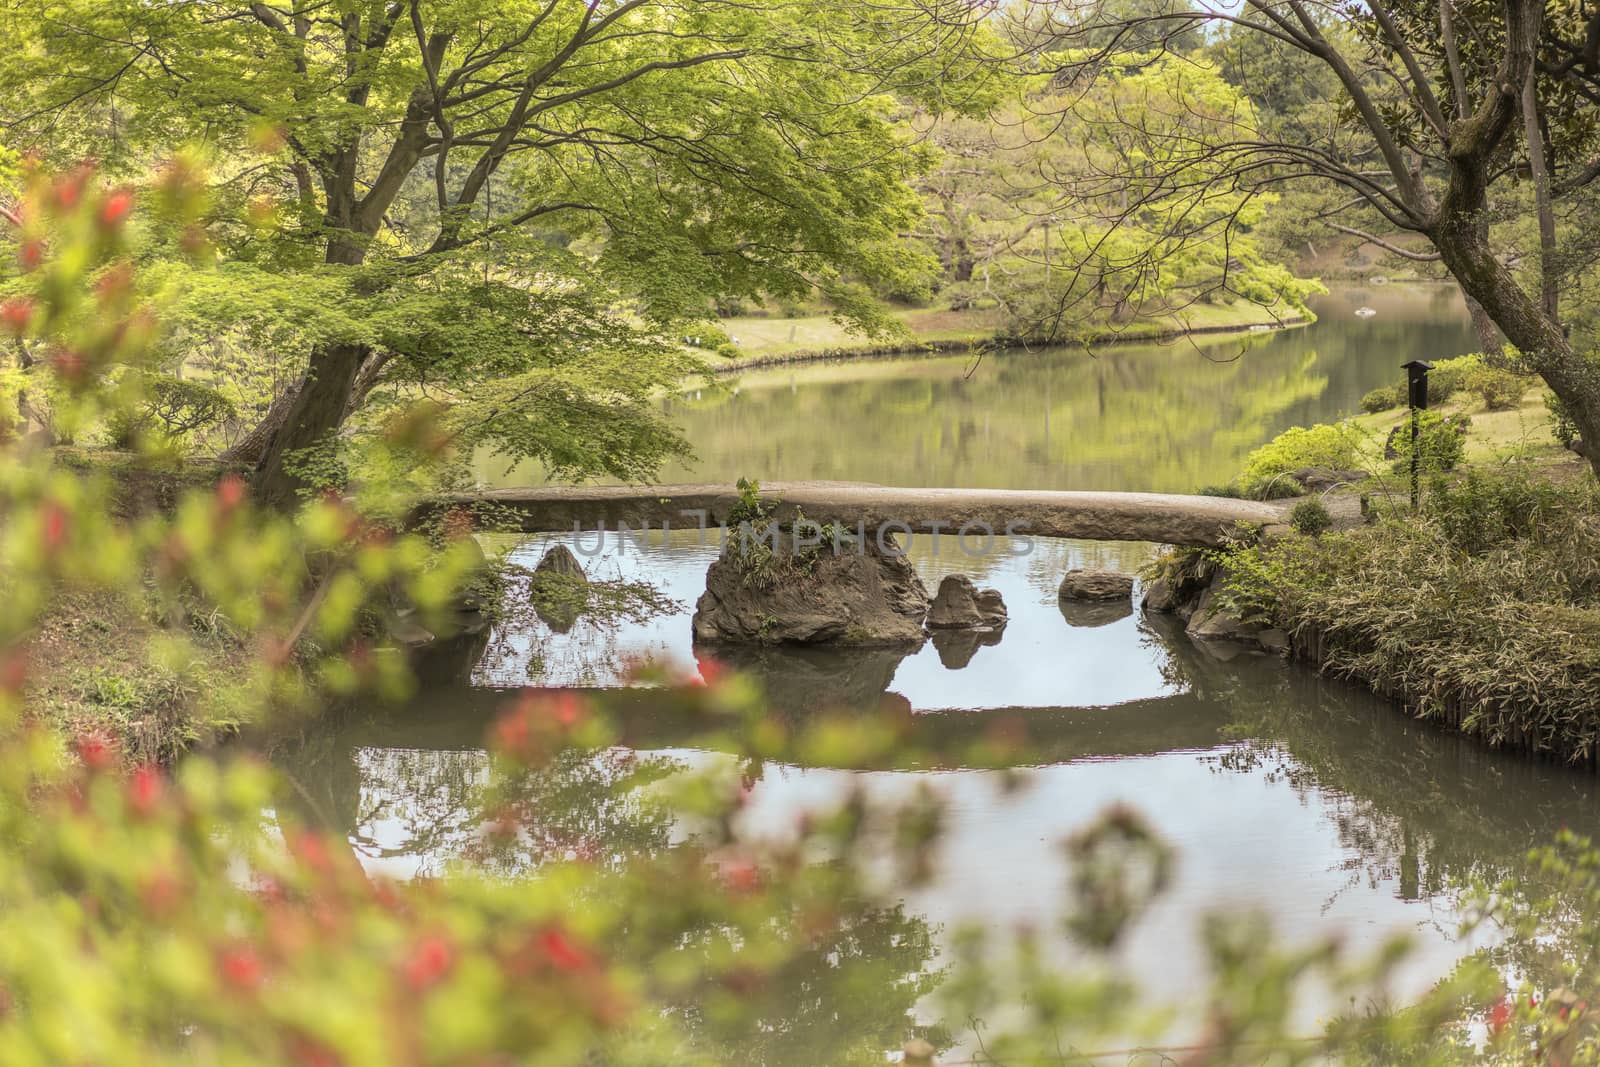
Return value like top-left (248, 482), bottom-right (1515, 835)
top-left (1289, 498), bottom-right (1332, 535)
top-left (1241, 422), bottom-right (1366, 483)
top-left (105, 374), bottom-right (237, 449)
top-left (1463, 365), bottom-right (1528, 410)
top-left (1424, 353), bottom-right (1482, 403)
top-left (1549, 390), bottom-right (1584, 449)
top-left (1219, 470), bottom-right (1600, 762)
top-left (1389, 411), bottom-right (1468, 475)
top-left (1360, 385), bottom-right (1402, 413)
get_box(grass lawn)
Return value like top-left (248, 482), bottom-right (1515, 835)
top-left (1342, 378), bottom-right (1584, 490)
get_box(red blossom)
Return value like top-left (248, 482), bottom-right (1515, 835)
top-left (0, 297), bottom-right (33, 335)
top-left (290, 830), bottom-right (333, 874)
top-left (403, 935), bottom-right (454, 990)
top-left (696, 656), bottom-right (727, 686)
top-left (539, 926), bottom-right (592, 972)
top-left (0, 653), bottom-right (28, 694)
top-left (99, 189), bottom-right (134, 229)
top-left (74, 732), bottom-right (116, 772)
top-left (1488, 995), bottom-right (1513, 1035)
top-left (219, 946), bottom-right (264, 990)
top-left (216, 474), bottom-right (247, 513)
top-left (49, 350), bottom-right (86, 384)
top-left (54, 169), bottom-right (89, 211)
top-left (126, 764), bottom-right (163, 816)
top-left (721, 858), bottom-right (761, 893)
top-left (287, 1035), bottom-right (342, 1067)
top-left (550, 691), bottom-right (587, 728)
top-left (19, 239), bottom-right (43, 271)
top-left (137, 871), bottom-right (182, 915)
top-left (41, 500), bottom-right (69, 553)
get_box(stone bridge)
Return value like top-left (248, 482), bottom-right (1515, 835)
top-left (424, 480), bottom-right (1334, 548)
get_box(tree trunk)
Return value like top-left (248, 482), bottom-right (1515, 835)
top-left (1433, 221), bottom-right (1600, 477)
top-left (224, 350), bottom-right (390, 470)
top-left (221, 380), bottom-right (302, 467)
top-left (253, 342), bottom-right (372, 509)
top-left (1461, 289), bottom-right (1503, 358)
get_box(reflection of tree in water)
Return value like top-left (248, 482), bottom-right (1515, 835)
top-left (666, 899), bottom-right (947, 1067)
top-left (469, 747), bottom-right (679, 875)
top-left (277, 728), bottom-right (681, 877)
top-left (1143, 612), bottom-right (1600, 970)
top-left (276, 711), bottom-right (946, 1064)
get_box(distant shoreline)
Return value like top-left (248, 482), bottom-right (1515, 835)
top-left (710, 314), bottom-right (1311, 374)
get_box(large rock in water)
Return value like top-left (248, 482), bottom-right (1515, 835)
top-left (1184, 575), bottom-right (1288, 656)
top-left (1058, 569), bottom-right (1135, 602)
top-left (692, 530), bottom-right (928, 645)
top-left (926, 574), bottom-right (1007, 630)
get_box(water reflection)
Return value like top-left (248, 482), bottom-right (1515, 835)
top-left (636, 286), bottom-right (1477, 494)
top-left (307, 284), bottom-right (1554, 1053)
top-left (272, 532), bottom-right (1600, 1048)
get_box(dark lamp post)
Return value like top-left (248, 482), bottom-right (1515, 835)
top-left (1401, 359), bottom-right (1433, 508)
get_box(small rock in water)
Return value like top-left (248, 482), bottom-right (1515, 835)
top-left (931, 627), bottom-right (1003, 669)
top-left (533, 544), bottom-right (586, 580)
top-left (1058, 569), bottom-right (1135, 602)
top-left (926, 574), bottom-right (1007, 630)
top-left (531, 544), bottom-right (589, 633)
top-left (1058, 598), bottom-right (1132, 629)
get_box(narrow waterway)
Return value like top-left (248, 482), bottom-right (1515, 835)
top-left (281, 286), bottom-right (1596, 1058)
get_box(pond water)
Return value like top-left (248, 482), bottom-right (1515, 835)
top-left (282, 286), bottom-right (1600, 1056)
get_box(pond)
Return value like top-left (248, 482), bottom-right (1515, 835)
top-left (281, 286), bottom-right (1598, 1058)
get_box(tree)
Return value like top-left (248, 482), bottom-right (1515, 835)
top-left (0, 0), bottom-right (991, 504)
top-left (1026, 0), bottom-right (1600, 471)
top-left (908, 53), bottom-right (1321, 339)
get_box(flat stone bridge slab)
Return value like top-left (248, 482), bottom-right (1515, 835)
top-left (424, 481), bottom-right (1321, 547)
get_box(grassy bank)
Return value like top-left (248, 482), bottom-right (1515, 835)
top-left (1191, 378), bottom-right (1600, 766)
top-left (709, 299), bottom-right (1308, 370)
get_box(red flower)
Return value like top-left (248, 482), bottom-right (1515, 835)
top-left (126, 764), bottom-right (163, 816)
top-left (18, 239), bottom-right (43, 271)
top-left (74, 732), bottom-right (115, 771)
top-left (696, 656), bottom-right (727, 686)
top-left (0, 297), bottom-right (32, 335)
top-left (219, 946), bottom-right (264, 990)
top-left (1487, 995), bottom-right (1512, 1034)
top-left (721, 858), bottom-right (761, 893)
top-left (550, 691), bottom-right (587, 728)
top-left (216, 474), bottom-right (247, 513)
top-left (99, 189), bottom-right (134, 229)
top-left (41, 500), bottom-right (69, 553)
top-left (403, 935), bottom-right (454, 990)
top-left (539, 926), bottom-right (591, 972)
top-left (290, 830), bottom-right (333, 875)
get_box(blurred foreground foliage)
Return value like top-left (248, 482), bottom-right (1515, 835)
top-left (0, 162), bottom-right (1599, 1066)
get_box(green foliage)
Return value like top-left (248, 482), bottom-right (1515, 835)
top-left (1463, 365), bottom-right (1529, 411)
top-left (105, 374), bottom-right (237, 450)
top-left (1549, 391), bottom-right (1582, 448)
top-left (0, 99), bottom-right (1597, 1067)
top-left (1390, 411), bottom-right (1469, 476)
top-left (912, 53), bottom-right (1320, 340)
top-left (1289, 497), bottom-right (1333, 535)
top-left (1361, 385), bottom-right (1403, 413)
top-left (727, 476), bottom-right (774, 528)
top-left (1219, 469), bottom-right (1600, 762)
top-left (1241, 422), bottom-right (1367, 483)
